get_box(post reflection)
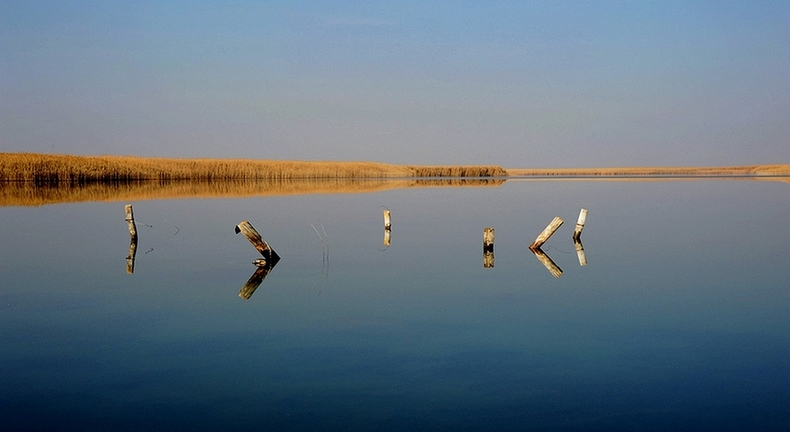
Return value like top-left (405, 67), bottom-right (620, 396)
top-left (530, 247), bottom-right (563, 278)
top-left (239, 258), bottom-right (280, 300)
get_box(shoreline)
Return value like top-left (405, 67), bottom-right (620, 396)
top-left (0, 153), bottom-right (506, 182)
top-left (1, 153), bottom-right (788, 183)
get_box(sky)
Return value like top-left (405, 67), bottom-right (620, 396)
top-left (1, 1), bottom-right (788, 167)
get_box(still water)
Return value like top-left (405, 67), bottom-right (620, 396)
top-left (1, 179), bottom-right (788, 431)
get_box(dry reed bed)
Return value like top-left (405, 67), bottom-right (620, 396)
top-left (0, 178), bottom-right (505, 207)
top-left (0, 153), bottom-right (506, 183)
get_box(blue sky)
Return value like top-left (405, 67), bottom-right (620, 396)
top-left (1, 1), bottom-right (788, 167)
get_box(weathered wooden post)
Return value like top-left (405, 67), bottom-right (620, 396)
top-left (383, 209), bottom-right (391, 230)
top-left (125, 204), bottom-right (138, 274)
top-left (235, 220), bottom-right (280, 262)
top-left (483, 227), bottom-right (495, 268)
top-left (574, 238), bottom-right (587, 267)
top-left (125, 205), bottom-right (138, 240)
top-left (531, 248), bottom-right (563, 278)
top-left (382, 209), bottom-right (392, 246)
top-left (573, 208), bottom-right (588, 241)
top-left (530, 216), bottom-right (563, 250)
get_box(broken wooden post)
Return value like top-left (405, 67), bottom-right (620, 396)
top-left (573, 208), bottom-right (588, 241)
top-left (530, 216), bottom-right (563, 250)
top-left (382, 208), bottom-right (392, 246)
top-left (235, 220), bottom-right (281, 262)
top-left (483, 227), bottom-right (495, 268)
top-left (125, 205), bottom-right (138, 240)
top-left (531, 248), bottom-right (563, 278)
top-left (125, 204), bottom-right (138, 274)
top-left (383, 209), bottom-right (391, 230)
top-left (574, 238), bottom-right (587, 267)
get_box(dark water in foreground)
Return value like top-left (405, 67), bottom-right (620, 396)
top-left (1, 179), bottom-right (788, 431)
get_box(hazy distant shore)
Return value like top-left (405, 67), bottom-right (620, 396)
top-left (506, 165), bottom-right (790, 177)
top-left (0, 153), bottom-right (788, 184)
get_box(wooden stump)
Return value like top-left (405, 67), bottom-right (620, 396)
top-left (483, 227), bottom-right (495, 268)
top-left (573, 208), bottom-right (588, 241)
top-left (235, 220), bottom-right (280, 262)
top-left (530, 216), bottom-right (563, 250)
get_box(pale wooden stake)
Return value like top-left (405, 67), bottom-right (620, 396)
top-left (574, 238), bottom-right (587, 267)
top-left (483, 227), bottom-right (494, 268)
top-left (125, 205), bottom-right (137, 240)
top-left (573, 208), bottom-right (588, 241)
top-left (530, 216), bottom-right (563, 250)
top-left (383, 209), bottom-right (392, 246)
top-left (125, 204), bottom-right (138, 274)
top-left (235, 220), bottom-right (280, 262)
top-left (531, 248), bottom-right (563, 278)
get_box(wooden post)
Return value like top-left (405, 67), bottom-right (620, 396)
top-left (574, 238), bottom-right (587, 267)
top-left (125, 205), bottom-right (137, 240)
top-left (530, 216), bottom-right (563, 250)
top-left (125, 204), bottom-right (138, 274)
top-left (483, 227), bottom-right (494, 268)
top-left (573, 208), bottom-right (588, 241)
top-left (531, 248), bottom-right (563, 278)
top-left (235, 220), bottom-right (281, 262)
top-left (383, 209), bottom-right (392, 246)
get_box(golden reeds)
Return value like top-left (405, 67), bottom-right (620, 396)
top-left (0, 153), bottom-right (506, 184)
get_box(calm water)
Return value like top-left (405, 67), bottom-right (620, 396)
top-left (1, 179), bottom-right (789, 431)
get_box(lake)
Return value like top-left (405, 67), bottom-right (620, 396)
top-left (1, 178), bottom-right (788, 431)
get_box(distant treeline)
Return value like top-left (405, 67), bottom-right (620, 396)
top-left (0, 153), bottom-right (508, 184)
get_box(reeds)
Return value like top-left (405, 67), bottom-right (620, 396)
top-left (0, 153), bottom-right (507, 184)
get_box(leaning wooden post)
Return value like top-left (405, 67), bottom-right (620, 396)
top-left (573, 208), bottom-right (588, 241)
top-left (530, 216), bottom-right (563, 250)
top-left (125, 205), bottom-right (138, 241)
top-left (235, 220), bottom-right (280, 262)
top-left (125, 204), bottom-right (138, 274)
top-left (483, 227), bottom-right (495, 268)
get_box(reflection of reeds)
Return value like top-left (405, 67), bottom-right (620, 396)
top-left (0, 153), bottom-right (506, 183)
top-left (0, 178), bottom-right (506, 207)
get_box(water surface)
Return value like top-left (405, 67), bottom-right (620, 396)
top-left (1, 179), bottom-right (788, 431)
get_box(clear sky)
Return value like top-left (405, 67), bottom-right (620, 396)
top-left (1, 1), bottom-right (788, 167)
